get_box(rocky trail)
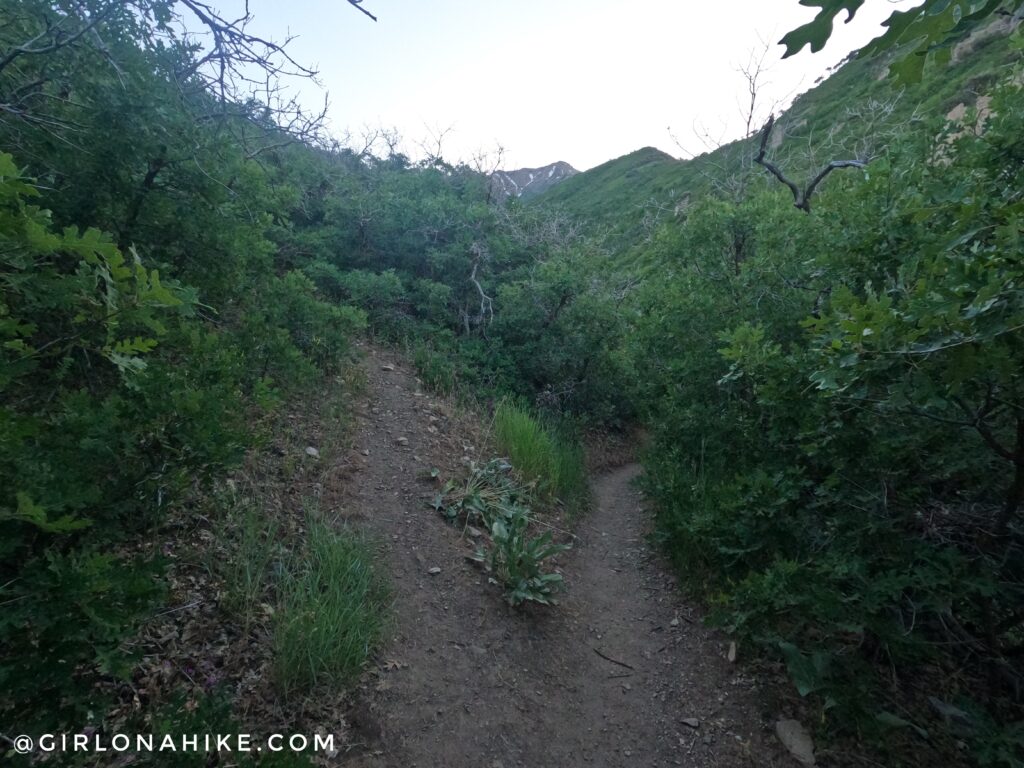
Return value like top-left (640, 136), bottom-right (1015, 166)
top-left (338, 344), bottom-right (791, 767)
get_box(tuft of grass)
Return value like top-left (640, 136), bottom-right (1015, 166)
top-left (492, 399), bottom-right (588, 513)
top-left (273, 515), bottom-right (388, 697)
top-left (217, 500), bottom-right (281, 629)
top-left (411, 342), bottom-right (456, 394)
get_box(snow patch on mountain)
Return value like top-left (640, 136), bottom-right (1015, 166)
top-left (489, 161), bottom-right (578, 202)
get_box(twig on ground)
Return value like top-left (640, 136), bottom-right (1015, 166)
top-left (592, 647), bottom-right (635, 670)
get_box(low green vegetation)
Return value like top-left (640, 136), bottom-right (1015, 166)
top-left (137, 694), bottom-right (313, 768)
top-left (411, 341), bottom-right (457, 394)
top-left (274, 516), bottom-right (388, 696)
top-left (492, 399), bottom-right (588, 512)
top-left (434, 459), bottom-right (570, 606)
top-left (216, 500), bottom-right (282, 631)
top-left (215, 497), bottom-right (389, 699)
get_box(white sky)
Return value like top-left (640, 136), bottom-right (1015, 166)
top-left (226, 1), bottom-right (916, 171)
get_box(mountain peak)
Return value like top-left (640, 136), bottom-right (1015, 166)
top-left (628, 146), bottom-right (676, 161)
top-left (490, 161), bottom-right (578, 202)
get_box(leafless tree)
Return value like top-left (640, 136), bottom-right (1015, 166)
top-left (495, 203), bottom-right (584, 259)
top-left (461, 241), bottom-right (494, 336)
top-left (754, 114), bottom-right (869, 213)
top-left (637, 197), bottom-right (681, 243)
top-left (0, 4), bottom-right (116, 78)
top-left (0, 0), bottom-right (376, 148)
top-left (417, 123), bottom-right (455, 169)
top-left (469, 144), bottom-right (506, 204)
top-left (737, 40), bottom-right (784, 139)
top-left (378, 127), bottom-right (404, 159)
top-left (668, 40), bottom-right (792, 205)
top-left (344, 125), bottom-right (405, 161)
top-left (351, 125), bottom-right (383, 158)
top-left (752, 86), bottom-right (912, 214)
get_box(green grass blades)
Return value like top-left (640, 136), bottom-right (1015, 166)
top-left (491, 399), bottom-right (588, 512)
top-left (273, 516), bottom-right (388, 697)
top-left (215, 500), bottom-right (281, 630)
top-left (411, 341), bottom-right (457, 394)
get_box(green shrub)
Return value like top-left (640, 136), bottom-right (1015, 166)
top-left (331, 268), bottom-right (410, 339)
top-left (240, 271), bottom-right (365, 387)
top-left (0, 135), bottom-right (365, 735)
top-left (634, 84), bottom-right (1024, 761)
top-left (0, 549), bottom-right (164, 734)
top-left (0, 155), bottom-right (189, 731)
top-left (409, 278), bottom-right (453, 327)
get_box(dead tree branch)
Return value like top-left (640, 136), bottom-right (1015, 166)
top-left (755, 114), bottom-right (869, 213)
top-left (467, 242), bottom-right (494, 335)
top-left (346, 0), bottom-right (378, 21)
top-left (0, 5), bottom-right (115, 76)
top-left (1, 1), bottom-right (376, 153)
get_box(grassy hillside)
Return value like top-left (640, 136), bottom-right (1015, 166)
top-left (536, 18), bottom-right (1022, 240)
top-left (537, 146), bottom-right (693, 233)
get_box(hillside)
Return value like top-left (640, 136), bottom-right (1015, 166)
top-left (535, 17), bottom-right (1022, 241)
top-left (521, 18), bottom-right (1024, 767)
top-left (535, 146), bottom-right (699, 236)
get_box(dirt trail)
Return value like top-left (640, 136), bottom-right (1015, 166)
top-left (339, 344), bottom-right (784, 767)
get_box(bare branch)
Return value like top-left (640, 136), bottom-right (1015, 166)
top-left (346, 0), bottom-right (378, 22)
top-left (669, 40), bottom-right (788, 203)
top-left (755, 114), bottom-right (869, 213)
top-left (467, 242), bottom-right (494, 334)
top-left (418, 123), bottom-right (455, 167)
top-left (0, 1), bottom-right (374, 154)
top-left (951, 394), bottom-right (1017, 463)
top-left (802, 158), bottom-right (869, 202)
top-left (0, 6), bottom-right (114, 75)
top-left (755, 115), bottom-right (802, 203)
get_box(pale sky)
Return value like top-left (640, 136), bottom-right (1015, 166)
top-left (224, 1), bottom-right (916, 171)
